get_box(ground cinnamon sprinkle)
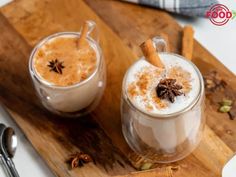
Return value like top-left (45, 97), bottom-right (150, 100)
top-left (151, 91), bottom-right (168, 109)
top-left (34, 36), bottom-right (97, 86)
top-left (167, 66), bottom-right (192, 94)
top-left (136, 72), bottom-right (150, 95)
top-left (127, 65), bottom-right (193, 112)
top-left (37, 49), bottom-right (45, 57)
top-left (127, 66), bottom-right (169, 110)
top-left (81, 72), bottom-right (87, 80)
top-left (128, 83), bottom-right (138, 98)
top-left (145, 103), bottom-right (154, 111)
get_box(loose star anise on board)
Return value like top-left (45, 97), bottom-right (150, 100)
top-left (70, 152), bottom-right (93, 169)
top-left (48, 59), bottom-right (65, 74)
top-left (156, 78), bottom-right (183, 103)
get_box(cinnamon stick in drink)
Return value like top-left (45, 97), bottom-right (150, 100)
top-left (182, 25), bottom-right (194, 60)
top-left (78, 22), bottom-right (89, 49)
top-left (140, 39), bottom-right (164, 68)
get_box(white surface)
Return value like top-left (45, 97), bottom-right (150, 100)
top-left (0, 0), bottom-right (235, 177)
top-left (222, 154), bottom-right (236, 177)
top-left (0, 0), bottom-right (11, 7)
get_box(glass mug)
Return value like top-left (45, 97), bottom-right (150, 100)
top-left (29, 21), bottom-right (106, 117)
top-left (121, 37), bottom-right (205, 163)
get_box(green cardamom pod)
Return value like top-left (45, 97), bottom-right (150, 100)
top-left (219, 105), bottom-right (232, 113)
top-left (140, 162), bottom-right (153, 171)
top-left (220, 99), bottom-right (233, 106)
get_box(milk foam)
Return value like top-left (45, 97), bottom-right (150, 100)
top-left (33, 34), bottom-right (98, 87)
top-left (125, 53), bottom-right (200, 115)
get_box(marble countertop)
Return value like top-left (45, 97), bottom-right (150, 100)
top-left (0, 0), bottom-right (235, 177)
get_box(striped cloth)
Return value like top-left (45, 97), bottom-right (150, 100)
top-left (122, 0), bottom-right (219, 17)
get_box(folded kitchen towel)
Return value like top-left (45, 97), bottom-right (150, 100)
top-left (122, 0), bottom-right (219, 17)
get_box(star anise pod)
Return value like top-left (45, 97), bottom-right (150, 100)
top-left (48, 59), bottom-right (65, 74)
top-left (156, 78), bottom-right (183, 103)
top-left (70, 152), bottom-right (93, 169)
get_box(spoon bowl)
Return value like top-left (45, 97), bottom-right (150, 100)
top-left (1, 126), bottom-right (20, 177)
top-left (3, 127), bottom-right (17, 158)
top-left (0, 124), bottom-right (16, 177)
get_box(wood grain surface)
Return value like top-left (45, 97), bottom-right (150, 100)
top-left (0, 0), bottom-right (235, 177)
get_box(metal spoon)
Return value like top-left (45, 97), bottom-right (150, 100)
top-left (3, 128), bottom-right (17, 158)
top-left (2, 127), bottom-right (19, 177)
top-left (0, 124), bottom-right (13, 177)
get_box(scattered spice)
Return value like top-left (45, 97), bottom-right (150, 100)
top-left (136, 72), bottom-right (150, 95)
top-left (69, 152), bottom-right (93, 169)
top-left (127, 66), bottom-right (192, 111)
top-left (151, 91), bottom-right (167, 109)
top-left (127, 83), bottom-right (138, 98)
top-left (156, 78), bottom-right (183, 103)
top-left (220, 99), bottom-right (233, 106)
top-left (140, 162), bottom-right (153, 171)
top-left (219, 99), bottom-right (233, 113)
top-left (48, 59), bottom-right (65, 74)
top-left (204, 70), bottom-right (227, 92)
top-left (167, 66), bottom-right (192, 94)
top-left (204, 71), bottom-right (236, 120)
top-left (219, 105), bottom-right (231, 113)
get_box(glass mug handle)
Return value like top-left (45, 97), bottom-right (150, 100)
top-left (85, 20), bottom-right (99, 43)
top-left (152, 36), bottom-right (167, 53)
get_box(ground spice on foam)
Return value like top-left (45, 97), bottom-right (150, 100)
top-left (127, 67), bottom-right (168, 110)
top-left (127, 65), bottom-right (192, 112)
top-left (167, 66), bottom-right (192, 94)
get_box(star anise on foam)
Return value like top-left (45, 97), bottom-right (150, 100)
top-left (47, 59), bottom-right (65, 74)
top-left (156, 78), bottom-right (183, 103)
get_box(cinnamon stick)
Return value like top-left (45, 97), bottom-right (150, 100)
top-left (140, 39), bottom-right (164, 68)
top-left (77, 22), bottom-right (89, 49)
top-left (182, 25), bottom-right (194, 60)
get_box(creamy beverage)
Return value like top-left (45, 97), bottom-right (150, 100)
top-left (122, 52), bottom-right (205, 162)
top-left (33, 35), bottom-right (97, 87)
top-left (29, 23), bottom-right (106, 116)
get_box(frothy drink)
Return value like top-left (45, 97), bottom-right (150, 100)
top-left (33, 35), bottom-right (97, 86)
top-left (123, 53), bottom-right (203, 158)
top-left (30, 30), bottom-right (105, 115)
top-left (125, 54), bottom-right (200, 114)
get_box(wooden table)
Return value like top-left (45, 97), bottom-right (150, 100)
top-left (0, 0), bottom-right (235, 177)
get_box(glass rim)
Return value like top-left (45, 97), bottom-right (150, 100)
top-left (29, 31), bottom-right (102, 90)
top-left (122, 52), bottom-right (205, 119)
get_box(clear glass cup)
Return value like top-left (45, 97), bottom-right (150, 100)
top-left (29, 21), bottom-right (106, 117)
top-left (121, 37), bottom-right (205, 163)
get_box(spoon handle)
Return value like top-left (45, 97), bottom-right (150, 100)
top-left (5, 158), bottom-right (19, 177)
top-left (0, 154), bottom-right (13, 177)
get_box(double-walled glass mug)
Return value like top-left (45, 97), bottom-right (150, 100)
top-left (121, 37), bottom-right (205, 163)
top-left (29, 21), bottom-right (106, 117)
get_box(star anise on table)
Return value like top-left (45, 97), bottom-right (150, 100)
top-left (70, 152), bottom-right (93, 169)
top-left (47, 59), bottom-right (65, 74)
top-left (156, 78), bottom-right (183, 103)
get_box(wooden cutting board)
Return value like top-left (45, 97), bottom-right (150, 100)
top-left (0, 0), bottom-right (235, 177)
